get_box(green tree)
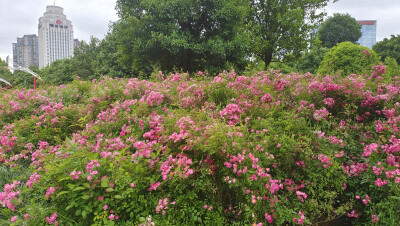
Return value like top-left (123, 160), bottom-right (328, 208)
top-left (373, 35), bottom-right (400, 64)
top-left (68, 37), bottom-right (100, 80)
top-left (317, 42), bottom-right (380, 76)
top-left (40, 58), bottom-right (74, 85)
top-left (92, 31), bottom-right (127, 78)
top-left (248, 0), bottom-right (334, 69)
top-left (114, 0), bottom-right (250, 75)
top-left (318, 13), bottom-right (362, 49)
top-left (296, 46), bottom-right (329, 74)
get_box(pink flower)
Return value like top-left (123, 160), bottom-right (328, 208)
top-left (46, 212), bottom-right (58, 225)
top-left (11, 216), bottom-right (17, 223)
top-left (220, 104), bottom-right (242, 125)
top-left (130, 183), bottom-right (135, 188)
top-left (313, 108), bottom-right (329, 121)
top-left (375, 178), bottom-right (388, 187)
top-left (371, 214), bottom-right (380, 223)
top-left (323, 97), bottom-right (335, 107)
top-left (251, 195), bottom-right (257, 204)
top-left (347, 210), bottom-right (359, 218)
top-left (296, 191), bottom-right (308, 203)
top-left (24, 214), bottom-right (30, 220)
top-left (265, 213), bottom-right (273, 223)
top-left (108, 214), bottom-right (115, 220)
top-left (70, 171), bottom-right (82, 180)
top-left (103, 204), bottom-right (108, 210)
top-left (45, 187), bottom-right (56, 199)
top-left (149, 182), bottom-right (161, 191)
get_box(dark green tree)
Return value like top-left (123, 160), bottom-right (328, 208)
top-left (68, 37), bottom-right (100, 80)
top-left (318, 13), bottom-right (362, 48)
top-left (296, 46), bottom-right (329, 74)
top-left (248, 0), bottom-right (334, 69)
top-left (373, 35), bottom-right (400, 64)
top-left (114, 0), bottom-right (250, 75)
top-left (92, 31), bottom-right (127, 78)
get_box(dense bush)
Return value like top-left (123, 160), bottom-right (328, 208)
top-left (317, 42), bottom-right (380, 76)
top-left (1, 69), bottom-right (400, 225)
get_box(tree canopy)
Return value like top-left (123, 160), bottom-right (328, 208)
top-left (318, 13), bottom-right (362, 48)
top-left (373, 35), bottom-right (400, 64)
top-left (248, 0), bottom-right (334, 68)
top-left (114, 0), bottom-right (250, 75)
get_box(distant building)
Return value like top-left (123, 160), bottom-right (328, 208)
top-left (74, 39), bottom-right (80, 50)
top-left (357, 20), bottom-right (377, 49)
top-left (38, 5), bottom-right (74, 68)
top-left (12, 34), bottom-right (39, 68)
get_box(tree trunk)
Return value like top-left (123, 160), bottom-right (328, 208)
top-left (263, 48), bottom-right (274, 70)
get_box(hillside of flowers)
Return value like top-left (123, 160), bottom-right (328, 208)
top-left (1, 69), bottom-right (400, 225)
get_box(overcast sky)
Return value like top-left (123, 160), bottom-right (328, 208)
top-left (1, 0), bottom-right (400, 62)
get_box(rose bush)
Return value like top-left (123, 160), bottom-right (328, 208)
top-left (1, 69), bottom-right (400, 225)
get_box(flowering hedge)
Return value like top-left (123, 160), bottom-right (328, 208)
top-left (1, 69), bottom-right (399, 225)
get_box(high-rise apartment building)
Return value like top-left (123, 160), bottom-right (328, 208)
top-left (38, 5), bottom-right (74, 68)
top-left (12, 34), bottom-right (39, 68)
top-left (357, 20), bottom-right (377, 49)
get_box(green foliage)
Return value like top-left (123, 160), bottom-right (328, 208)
top-left (40, 58), bottom-right (74, 85)
top-left (384, 56), bottom-right (400, 78)
top-left (318, 13), bottom-right (362, 48)
top-left (296, 46), bottom-right (329, 74)
top-left (317, 42), bottom-right (380, 76)
top-left (373, 34), bottom-right (400, 64)
top-left (114, 0), bottom-right (250, 75)
top-left (248, 0), bottom-right (333, 68)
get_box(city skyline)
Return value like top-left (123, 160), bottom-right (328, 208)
top-left (0, 0), bottom-right (118, 61)
top-left (1, 0), bottom-right (400, 62)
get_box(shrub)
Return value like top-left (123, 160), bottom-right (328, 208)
top-left (1, 69), bottom-right (400, 225)
top-left (317, 42), bottom-right (380, 76)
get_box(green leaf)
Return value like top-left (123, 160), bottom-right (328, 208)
top-left (389, 196), bottom-right (400, 201)
top-left (83, 183), bottom-right (91, 189)
top-left (82, 195), bottom-right (90, 200)
top-left (57, 191), bottom-right (69, 197)
top-left (115, 195), bottom-right (122, 199)
top-left (58, 177), bottom-right (70, 182)
top-left (67, 183), bottom-right (76, 190)
top-left (101, 181), bottom-right (108, 188)
top-left (73, 187), bottom-right (86, 191)
top-left (106, 188), bottom-right (114, 192)
top-left (66, 204), bottom-right (73, 210)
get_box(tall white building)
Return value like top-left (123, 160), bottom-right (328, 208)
top-left (38, 5), bottom-right (74, 68)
